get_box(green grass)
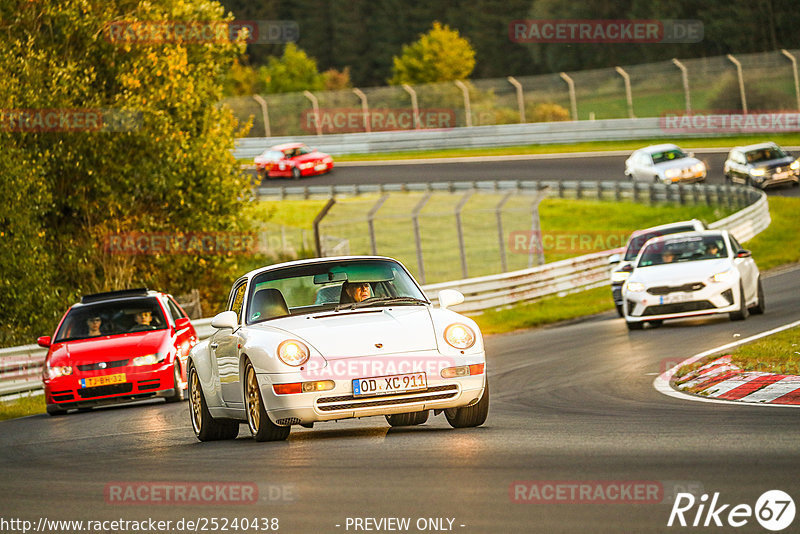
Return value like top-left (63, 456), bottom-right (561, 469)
top-left (739, 197), bottom-right (800, 271)
top-left (0, 393), bottom-right (45, 421)
top-left (730, 326), bottom-right (800, 375)
top-left (238, 133), bottom-right (800, 163)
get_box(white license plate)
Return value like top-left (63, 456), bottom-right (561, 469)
top-left (660, 293), bottom-right (692, 304)
top-left (352, 372), bottom-right (427, 397)
top-left (773, 171), bottom-right (788, 179)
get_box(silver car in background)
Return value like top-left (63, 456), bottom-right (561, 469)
top-left (625, 144), bottom-right (706, 184)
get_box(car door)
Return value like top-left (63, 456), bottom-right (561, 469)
top-left (729, 234), bottom-right (758, 302)
top-left (211, 281), bottom-right (247, 406)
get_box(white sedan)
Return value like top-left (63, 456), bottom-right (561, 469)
top-left (188, 256), bottom-right (489, 441)
top-left (622, 230), bottom-right (763, 330)
top-left (624, 143), bottom-right (706, 184)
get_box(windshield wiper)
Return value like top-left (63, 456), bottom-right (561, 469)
top-left (335, 296), bottom-right (427, 311)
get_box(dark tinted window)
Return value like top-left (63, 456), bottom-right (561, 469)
top-left (54, 297), bottom-right (167, 342)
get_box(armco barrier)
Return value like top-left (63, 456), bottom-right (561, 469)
top-left (0, 185), bottom-right (769, 398)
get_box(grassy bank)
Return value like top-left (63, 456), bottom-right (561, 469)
top-left (0, 393), bottom-right (44, 422)
top-left (730, 326), bottom-right (800, 375)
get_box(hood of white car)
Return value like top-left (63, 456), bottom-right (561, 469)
top-left (630, 258), bottom-right (732, 286)
top-left (653, 157), bottom-right (703, 171)
top-left (255, 306), bottom-right (437, 358)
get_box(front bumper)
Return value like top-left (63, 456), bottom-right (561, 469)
top-left (623, 280), bottom-right (738, 322)
top-left (44, 362), bottom-right (177, 408)
top-left (754, 171), bottom-right (799, 188)
top-left (664, 170), bottom-right (706, 184)
top-left (256, 357), bottom-right (486, 426)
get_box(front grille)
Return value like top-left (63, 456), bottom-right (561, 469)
top-left (721, 289), bottom-right (734, 305)
top-left (77, 383), bottom-right (133, 398)
top-left (316, 385), bottom-right (459, 412)
top-left (647, 282), bottom-right (705, 295)
top-left (77, 359), bottom-right (129, 372)
top-left (642, 301), bottom-right (715, 316)
top-left (52, 392), bottom-right (74, 401)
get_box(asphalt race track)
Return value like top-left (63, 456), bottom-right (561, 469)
top-left (256, 149), bottom-right (800, 198)
top-left (2, 266), bottom-right (799, 533)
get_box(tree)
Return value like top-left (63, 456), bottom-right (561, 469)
top-left (257, 43), bottom-right (324, 94)
top-left (0, 0), bottom-right (253, 346)
top-left (389, 22), bottom-right (476, 85)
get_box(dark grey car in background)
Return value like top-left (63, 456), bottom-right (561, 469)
top-left (723, 142), bottom-right (800, 189)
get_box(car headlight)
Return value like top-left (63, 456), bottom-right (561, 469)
top-left (299, 162), bottom-right (314, 169)
top-left (444, 323), bottom-right (476, 350)
top-left (277, 340), bottom-right (310, 366)
top-left (132, 353), bottom-right (162, 366)
top-left (749, 168), bottom-right (766, 177)
top-left (711, 269), bottom-right (736, 283)
top-left (46, 364), bottom-right (73, 378)
top-left (691, 163), bottom-right (705, 173)
top-left (790, 160), bottom-right (799, 171)
top-left (626, 282), bottom-right (645, 292)
top-left (664, 169), bottom-right (680, 179)
top-left (611, 270), bottom-right (631, 283)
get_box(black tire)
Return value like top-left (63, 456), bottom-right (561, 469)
top-left (626, 320), bottom-right (644, 331)
top-left (245, 362), bottom-right (291, 442)
top-left (164, 363), bottom-right (184, 403)
top-left (189, 364), bottom-right (239, 441)
top-left (729, 283), bottom-right (749, 321)
top-left (46, 404), bottom-right (68, 416)
top-left (291, 167), bottom-right (301, 180)
top-left (445, 380), bottom-right (489, 428)
top-left (648, 319), bottom-right (664, 327)
top-left (724, 173), bottom-right (731, 184)
top-left (654, 176), bottom-right (660, 184)
top-left (749, 278), bottom-right (765, 315)
top-left (385, 410), bottom-right (429, 427)
top-left (615, 303), bottom-right (624, 317)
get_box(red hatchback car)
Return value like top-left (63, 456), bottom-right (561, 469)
top-left (38, 288), bottom-right (198, 415)
top-left (254, 142), bottom-right (334, 179)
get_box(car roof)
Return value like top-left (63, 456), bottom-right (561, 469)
top-left (270, 142), bottom-right (307, 151)
top-left (72, 289), bottom-right (165, 309)
top-left (730, 142), bottom-right (780, 153)
top-left (239, 255), bottom-right (408, 282)
top-left (629, 219), bottom-right (704, 238)
top-left (637, 143), bottom-right (681, 153)
top-left (641, 229), bottom-right (727, 246)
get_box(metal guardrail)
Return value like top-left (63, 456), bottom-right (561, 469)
top-left (0, 184), bottom-right (769, 398)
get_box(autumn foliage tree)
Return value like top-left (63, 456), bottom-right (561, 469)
top-left (389, 22), bottom-right (476, 85)
top-left (0, 0), bottom-right (253, 346)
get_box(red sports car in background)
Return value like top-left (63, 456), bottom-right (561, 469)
top-left (38, 288), bottom-right (198, 415)
top-left (254, 142), bottom-right (334, 179)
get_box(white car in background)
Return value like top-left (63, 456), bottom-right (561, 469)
top-left (622, 230), bottom-right (763, 330)
top-left (625, 144), bottom-right (707, 184)
top-left (188, 256), bottom-right (489, 442)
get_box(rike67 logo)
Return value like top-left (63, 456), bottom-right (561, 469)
top-left (668, 490), bottom-right (795, 531)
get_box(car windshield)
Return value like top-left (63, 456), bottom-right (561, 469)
top-left (54, 297), bottom-right (167, 342)
top-left (746, 146), bottom-right (787, 163)
top-left (245, 259), bottom-right (427, 324)
top-left (651, 148), bottom-right (687, 164)
top-left (623, 225), bottom-right (698, 261)
top-left (637, 235), bottom-right (727, 267)
top-left (282, 145), bottom-right (311, 158)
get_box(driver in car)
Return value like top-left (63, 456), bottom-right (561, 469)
top-left (340, 281), bottom-right (372, 304)
top-left (130, 310), bottom-right (157, 331)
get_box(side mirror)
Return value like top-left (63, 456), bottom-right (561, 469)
top-left (608, 253), bottom-right (621, 265)
top-left (438, 289), bottom-right (465, 310)
top-left (37, 336), bottom-right (51, 348)
top-left (736, 250), bottom-right (752, 258)
top-left (175, 317), bottom-right (191, 330)
top-left (211, 310), bottom-right (238, 330)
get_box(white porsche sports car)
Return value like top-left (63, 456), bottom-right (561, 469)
top-left (188, 256), bottom-right (489, 441)
top-left (622, 230), bottom-right (764, 330)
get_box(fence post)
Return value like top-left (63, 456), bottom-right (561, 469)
top-left (367, 195), bottom-right (389, 255)
top-left (507, 76), bottom-right (526, 123)
top-left (412, 192), bottom-right (432, 284)
top-left (529, 189), bottom-right (549, 267)
top-left (402, 84), bottom-right (421, 129)
top-left (559, 72), bottom-right (578, 120)
top-left (726, 54), bottom-right (748, 114)
top-left (671, 58), bottom-right (692, 115)
top-left (454, 80), bottom-right (472, 127)
top-left (615, 66), bottom-right (635, 118)
top-left (313, 198), bottom-right (336, 257)
top-left (455, 191), bottom-right (474, 279)
top-left (303, 90), bottom-right (323, 135)
top-left (352, 88), bottom-right (371, 132)
top-left (252, 94), bottom-right (271, 138)
top-left (495, 191), bottom-right (514, 272)
top-left (781, 49), bottom-right (800, 111)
